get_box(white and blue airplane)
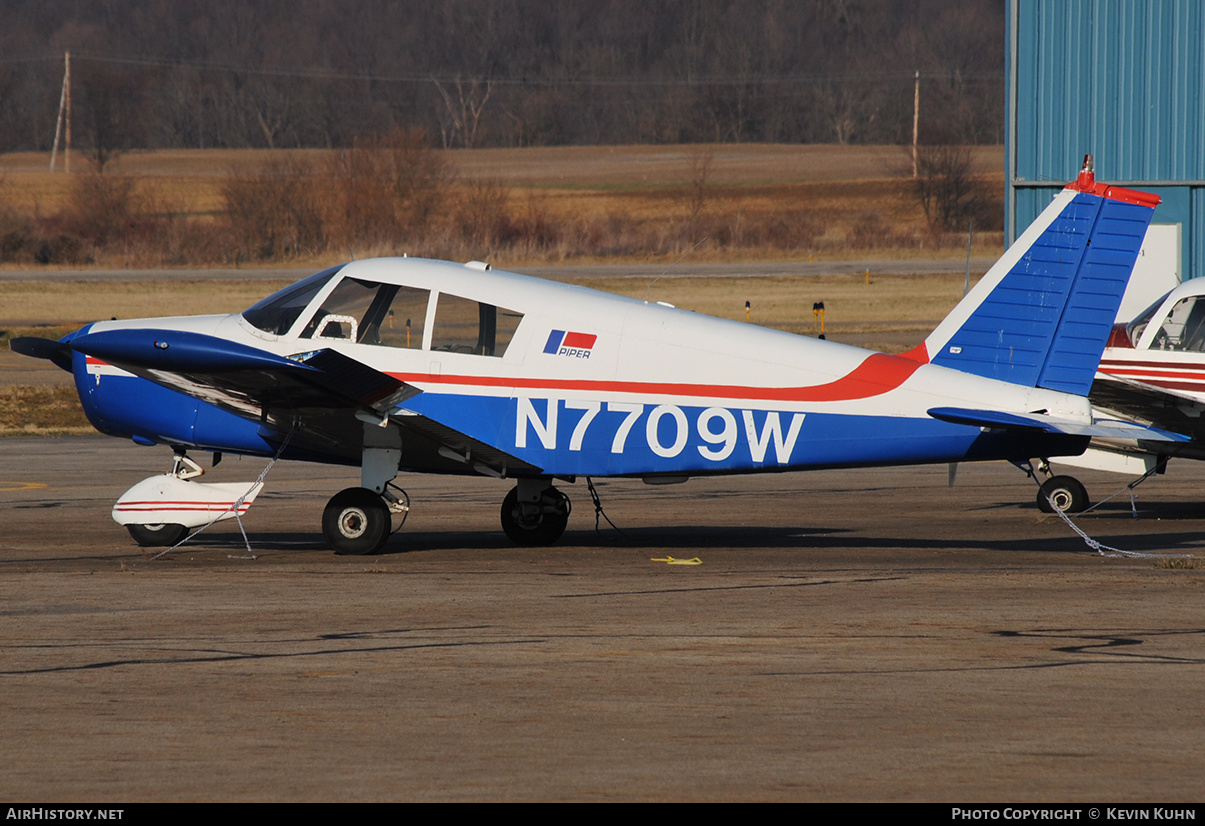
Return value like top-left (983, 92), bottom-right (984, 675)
top-left (12, 160), bottom-right (1180, 554)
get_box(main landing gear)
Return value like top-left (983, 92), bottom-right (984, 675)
top-left (127, 521), bottom-right (190, 547)
top-left (1036, 474), bottom-right (1090, 514)
top-left (500, 481), bottom-right (571, 546)
top-left (343, 390), bottom-right (575, 554)
top-left (322, 486), bottom-right (408, 555)
top-left (1029, 459), bottom-right (1089, 514)
top-left (320, 479), bottom-right (570, 553)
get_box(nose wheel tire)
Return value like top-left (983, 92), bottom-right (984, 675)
top-left (127, 523), bottom-right (189, 547)
top-left (323, 487), bottom-right (391, 555)
top-left (501, 486), bottom-right (570, 546)
top-left (1037, 475), bottom-right (1089, 514)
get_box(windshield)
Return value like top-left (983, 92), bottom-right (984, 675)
top-left (1126, 288), bottom-right (1175, 344)
top-left (242, 265), bottom-right (345, 335)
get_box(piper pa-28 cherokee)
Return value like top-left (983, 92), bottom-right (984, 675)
top-left (12, 159), bottom-right (1182, 554)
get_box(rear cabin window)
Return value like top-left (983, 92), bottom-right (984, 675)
top-left (430, 292), bottom-right (523, 357)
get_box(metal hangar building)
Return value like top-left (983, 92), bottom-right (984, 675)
top-left (1006, 0), bottom-right (1205, 284)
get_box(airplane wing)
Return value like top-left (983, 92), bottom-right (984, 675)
top-left (1090, 373), bottom-right (1205, 441)
top-left (68, 328), bottom-right (542, 475)
top-left (926, 406), bottom-right (1188, 443)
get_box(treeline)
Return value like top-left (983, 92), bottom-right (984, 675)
top-left (0, 0), bottom-right (1005, 155)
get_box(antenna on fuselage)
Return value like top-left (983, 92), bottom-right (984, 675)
top-left (644, 238), bottom-right (707, 303)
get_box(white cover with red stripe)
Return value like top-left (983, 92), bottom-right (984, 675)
top-left (112, 475), bottom-right (263, 528)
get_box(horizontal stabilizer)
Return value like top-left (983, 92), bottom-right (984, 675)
top-left (927, 406), bottom-right (1187, 442)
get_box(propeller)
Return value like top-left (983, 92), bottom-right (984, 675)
top-left (10, 337), bottom-right (73, 372)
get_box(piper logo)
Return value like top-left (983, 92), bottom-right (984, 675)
top-left (543, 329), bottom-right (597, 359)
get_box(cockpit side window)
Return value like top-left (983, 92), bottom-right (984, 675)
top-left (300, 277), bottom-right (431, 348)
top-left (430, 292), bottom-right (523, 357)
top-left (300, 277), bottom-right (382, 341)
top-left (1151, 296), bottom-right (1205, 352)
top-left (242, 265), bottom-right (344, 335)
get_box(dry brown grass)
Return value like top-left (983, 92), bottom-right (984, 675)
top-left (0, 143), bottom-right (1002, 433)
top-left (0, 279), bottom-right (288, 325)
top-left (0, 385), bottom-right (92, 434)
top-left (0, 271), bottom-right (969, 344)
top-left (1, 144), bottom-right (1003, 189)
top-left (0, 145), bottom-right (1005, 267)
top-left (575, 272), bottom-right (973, 340)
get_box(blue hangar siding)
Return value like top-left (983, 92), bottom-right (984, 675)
top-left (1006, 0), bottom-right (1205, 282)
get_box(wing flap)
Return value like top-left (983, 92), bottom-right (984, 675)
top-left (1091, 374), bottom-right (1205, 431)
top-left (392, 410), bottom-right (543, 477)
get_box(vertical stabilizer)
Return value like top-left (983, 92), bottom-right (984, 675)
top-left (910, 157), bottom-right (1159, 396)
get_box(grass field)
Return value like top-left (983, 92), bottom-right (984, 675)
top-left (0, 143), bottom-right (997, 433)
top-left (0, 143), bottom-right (1006, 268)
top-left (1, 143), bottom-right (1004, 199)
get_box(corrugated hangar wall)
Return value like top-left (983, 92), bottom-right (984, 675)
top-left (1006, 0), bottom-right (1205, 283)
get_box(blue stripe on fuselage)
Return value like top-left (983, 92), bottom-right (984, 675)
top-left (72, 351), bottom-right (279, 456)
top-left (402, 392), bottom-right (1087, 476)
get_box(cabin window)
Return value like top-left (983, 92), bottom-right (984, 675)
top-left (1152, 296), bottom-right (1205, 352)
top-left (300, 277), bottom-right (429, 349)
top-left (374, 286), bottom-right (429, 349)
top-left (430, 292), bottom-right (523, 357)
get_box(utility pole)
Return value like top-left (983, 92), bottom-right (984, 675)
top-left (911, 70), bottom-right (919, 179)
top-left (50, 51), bottom-right (71, 173)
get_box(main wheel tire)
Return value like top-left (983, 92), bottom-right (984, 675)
top-left (500, 487), bottom-right (569, 546)
top-left (127, 523), bottom-right (188, 547)
top-left (1037, 475), bottom-right (1089, 514)
top-left (323, 487), bottom-right (391, 555)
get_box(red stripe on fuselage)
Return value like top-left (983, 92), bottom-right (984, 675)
top-left (1101, 359), bottom-right (1205, 373)
top-left (1111, 378), bottom-right (1205, 393)
top-left (389, 352), bottom-right (923, 402)
top-left (1100, 366), bottom-right (1205, 382)
top-left (899, 342), bottom-right (929, 364)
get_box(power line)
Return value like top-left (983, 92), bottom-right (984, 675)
top-left (16, 50), bottom-right (999, 88)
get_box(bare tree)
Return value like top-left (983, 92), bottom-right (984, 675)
top-left (432, 77), bottom-right (493, 149)
top-left (685, 149), bottom-right (713, 241)
top-left (76, 62), bottom-right (148, 172)
top-left (911, 145), bottom-right (986, 232)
